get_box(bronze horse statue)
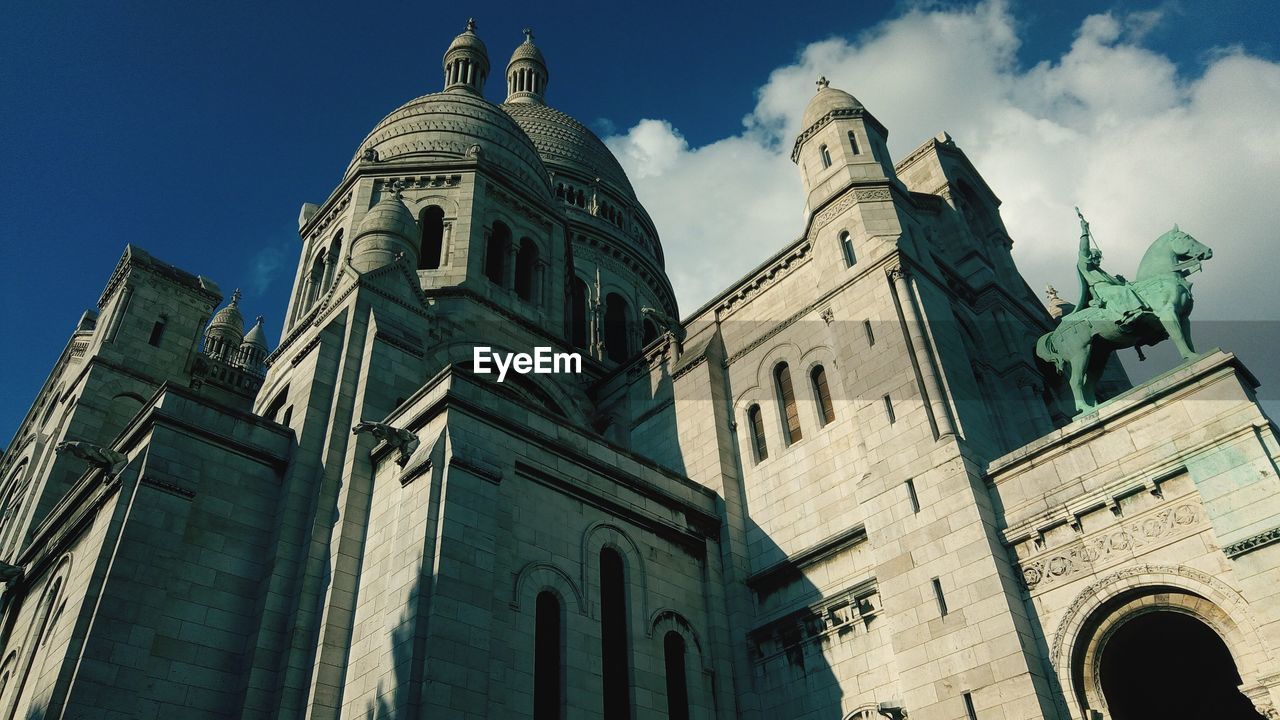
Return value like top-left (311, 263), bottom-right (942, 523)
top-left (1036, 223), bottom-right (1213, 414)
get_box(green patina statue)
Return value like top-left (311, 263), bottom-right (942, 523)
top-left (1036, 209), bottom-right (1213, 414)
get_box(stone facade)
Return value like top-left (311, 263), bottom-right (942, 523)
top-left (1, 21), bottom-right (1277, 720)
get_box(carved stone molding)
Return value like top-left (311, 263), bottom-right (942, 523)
top-left (811, 186), bottom-right (893, 229)
top-left (1020, 503), bottom-right (1201, 591)
top-left (1224, 526), bottom-right (1280, 558)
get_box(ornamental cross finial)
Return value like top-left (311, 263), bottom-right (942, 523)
top-left (465, 18), bottom-right (476, 32)
top-left (231, 288), bottom-right (242, 306)
top-left (255, 314), bottom-right (264, 325)
top-left (523, 27), bottom-right (533, 42)
top-left (816, 76), bottom-right (830, 90)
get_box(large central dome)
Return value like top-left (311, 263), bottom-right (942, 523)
top-left (500, 102), bottom-right (635, 200)
top-left (343, 91), bottom-right (551, 199)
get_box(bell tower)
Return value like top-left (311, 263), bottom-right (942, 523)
top-left (791, 77), bottom-right (896, 214)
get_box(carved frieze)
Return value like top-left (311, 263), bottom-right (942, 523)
top-left (1019, 503), bottom-right (1202, 591)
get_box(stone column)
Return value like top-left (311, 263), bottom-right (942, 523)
top-left (887, 264), bottom-right (957, 438)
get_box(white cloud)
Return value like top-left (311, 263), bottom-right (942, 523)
top-left (604, 0), bottom-right (1280, 342)
top-left (248, 241), bottom-right (291, 295)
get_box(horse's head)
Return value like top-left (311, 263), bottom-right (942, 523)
top-left (1165, 224), bottom-right (1213, 268)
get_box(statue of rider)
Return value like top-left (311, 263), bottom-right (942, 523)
top-left (1074, 208), bottom-right (1150, 326)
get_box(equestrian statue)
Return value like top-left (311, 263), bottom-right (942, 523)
top-left (1035, 208), bottom-right (1213, 414)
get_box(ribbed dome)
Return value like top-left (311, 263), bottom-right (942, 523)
top-left (509, 37), bottom-right (545, 65)
top-left (345, 91), bottom-right (552, 199)
top-left (500, 102), bottom-right (635, 198)
top-left (801, 80), bottom-right (863, 130)
top-left (208, 290), bottom-right (245, 338)
top-left (355, 191), bottom-right (417, 241)
top-left (446, 19), bottom-right (488, 56)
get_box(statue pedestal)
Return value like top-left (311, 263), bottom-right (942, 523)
top-left (985, 350), bottom-right (1280, 719)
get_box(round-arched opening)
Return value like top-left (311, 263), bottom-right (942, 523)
top-left (419, 207), bottom-right (444, 270)
top-left (603, 293), bottom-right (629, 363)
top-left (1098, 610), bottom-right (1262, 719)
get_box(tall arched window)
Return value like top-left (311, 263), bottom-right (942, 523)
top-left (848, 130), bottom-right (860, 155)
top-left (775, 362), bottom-right (803, 445)
top-left (148, 315), bottom-right (167, 347)
top-left (600, 548), bottom-right (630, 717)
top-left (306, 251), bottom-right (325, 308)
top-left (820, 144), bottom-right (832, 168)
top-left (515, 238), bottom-right (539, 302)
top-left (486, 222), bottom-right (512, 286)
top-left (604, 293), bottom-right (629, 363)
top-left (840, 231), bottom-right (856, 268)
top-left (747, 405), bottom-right (768, 463)
top-left (664, 631), bottom-right (690, 720)
top-left (323, 230), bottom-right (344, 288)
top-left (642, 318), bottom-right (659, 346)
top-left (419, 207), bottom-right (444, 270)
top-left (534, 591), bottom-right (562, 720)
top-left (811, 365), bottom-right (835, 426)
top-left (570, 277), bottom-right (589, 348)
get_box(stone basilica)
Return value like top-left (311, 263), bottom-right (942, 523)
top-left (2, 20), bottom-right (1279, 720)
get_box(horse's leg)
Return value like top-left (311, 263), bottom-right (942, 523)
top-left (1158, 308), bottom-right (1197, 359)
top-left (1179, 311), bottom-right (1197, 356)
top-left (1067, 339), bottom-right (1093, 414)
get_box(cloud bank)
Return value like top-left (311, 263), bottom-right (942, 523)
top-left (605, 0), bottom-right (1280, 335)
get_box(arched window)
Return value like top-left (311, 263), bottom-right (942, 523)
top-left (642, 318), bottom-right (659, 346)
top-left (848, 130), bottom-right (860, 155)
top-left (820, 144), bottom-right (832, 168)
top-left (419, 207), bottom-right (444, 270)
top-left (570, 277), bottom-right (589, 349)
top-left (840, 231), bottom-right (856, 268)
top-left (486, 222), bottom-right (512, 286)
top-left (811, 365), bottom-right (835, 426)
top-left (323, 230), bottom-right (344, 288)
top-left (600, 548), bottom-right (631, 717)
top-left (534, 591), bottom-right (562, 720)
top-left (664, 631), bottom-right (690, 720)
top-left (775, 362), bottom-right (803, 445)
top-left (604, 293), bottom-right (629, 363)
top-left (306, 251), bottom-right (325, 308)
top-left (515, 238), bottom-right (539, 302)
top-left (747, 405), bottom-right (768, 463)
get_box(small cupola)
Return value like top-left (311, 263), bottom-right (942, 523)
top-left (204, 289), bottom-right (245, 363)
top-left (792, 76), bottom-right (896, 210)
top-left (235, 315), bottom-right (269, 374)
top-left (350, 185), bottom-right (420, 273)
top-left (505, 28), bottom-right (548, 105)
top-left (443, 18), bottom-right (490, 95)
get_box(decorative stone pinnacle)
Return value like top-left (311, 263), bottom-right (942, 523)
top-left (465, 18), bottom-right (476, 32)
top-left (523, 27), bottom-right (533, 42)
top-left (255, 315), bottom-right (264, 325)
top-left (231, 288), bottom-right (242, 306)
top-left (1045, 285), bottom-right (1061, 303)
top-left (816, 76), bottom-right (830, 90)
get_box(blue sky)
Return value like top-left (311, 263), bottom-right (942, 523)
top-left (2, 1), bottom-right (1278, 439)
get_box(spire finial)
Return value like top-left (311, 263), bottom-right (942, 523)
top-left (255, 315), bottom-right (264, 326)
top-left (230, 288), bottom-right (242, 306)
top-left (816, 76), bottom-right (830, 91)
top-left (522, 27), bottom-right (533, 42)
top-left (465, 18), bottom-right (476, 32)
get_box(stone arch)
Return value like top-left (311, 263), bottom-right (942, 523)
top-left (1051, 564), bottom-right (1272, 719)
top-left (513, 561), bottom-right (586, 615)
top-left (842, 705), bottom-right (880, 720)
top-left (650, 609), bottom-right (712, 720)
top-left (581, 522), bottom-right (649, 626)
top-left (799, 345), bottom-right (840, 430)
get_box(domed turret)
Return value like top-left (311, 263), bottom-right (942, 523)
top-left (505, 28), bottom-right (548, 105)
top-left (204, 289), bottom-right (245, 363)
top-left (792, 76), bottom-right (895, 211)
top-left (236, 315), bottom-right (269, 374)
top-left (443, 19), bottom-right (490, 95)
top-left (350, 186), bottom-right (419, 273)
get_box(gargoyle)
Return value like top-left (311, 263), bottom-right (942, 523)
top-left (55, 441), bottom-right (128, 479)
top-left (641, 306), bottom-right (686, 343)
top-left (351, 421), bottom-right (419, 467)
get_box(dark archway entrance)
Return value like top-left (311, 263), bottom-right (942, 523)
top-left (1100, 610), bottom-right (1262, 719)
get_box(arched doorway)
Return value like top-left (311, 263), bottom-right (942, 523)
top-left (1099, 610), bottom-right (1262, 719)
